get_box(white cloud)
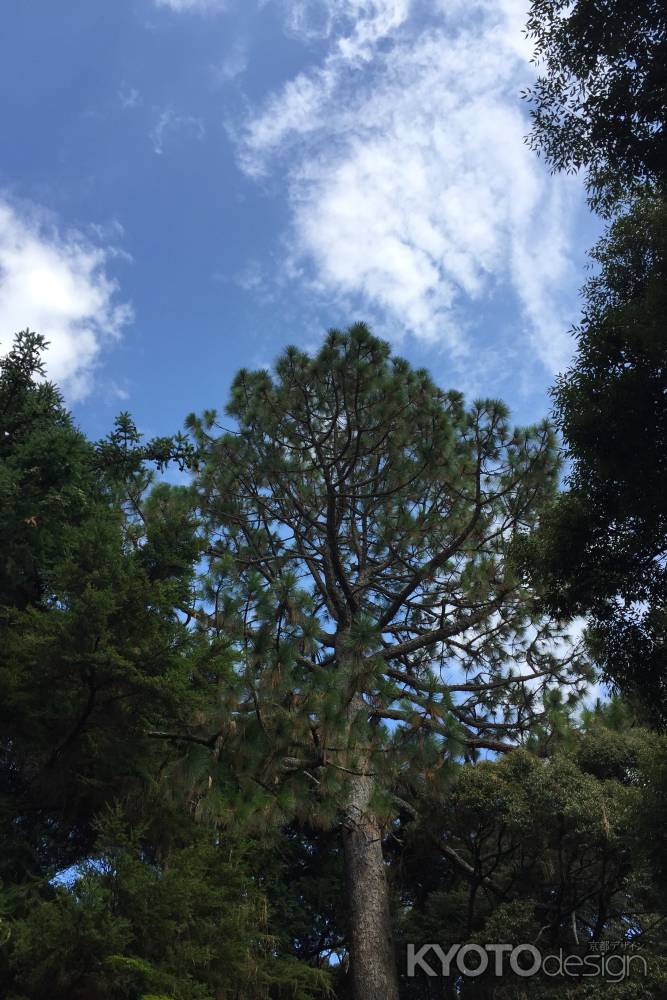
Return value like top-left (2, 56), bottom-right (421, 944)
top-left (0, 199), bottom-right (132, 400)
top-left (236, 0), bottom-right (585, 371)
top-left (280, 0), bottom-right (410, 51)
top-left (210, 44), bottom-right (248, 86)
top-left (111, 383), bottom-right (131, 401)
top-left (154, 0), bottom-right (227, 11)
top-left (150, 108), bottom-right (205, 155)
top-left (119, 85), bottom-right (142, 109)
top-left (281, 0), bottom-right (335, 41)
top-left (240, 0), bottom-right (410, 173)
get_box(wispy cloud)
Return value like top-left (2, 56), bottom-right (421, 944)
top-left (154, 0), bottom-right (228, 12)
top-left (277, 0), bottom-right (411, 50)
top-left (118, 85), bottom-right (142, 110)
top-left (235, 0), bottom-right (585, 372)
top-left (0, 198), bottom-right (132, 400)
top-left (150, 107), bottom-right (205, 155)
top-left (210, 44), bottom-right (248, 87)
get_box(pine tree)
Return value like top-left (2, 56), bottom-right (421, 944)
top-left (185, 324), bottom-right (593, 999)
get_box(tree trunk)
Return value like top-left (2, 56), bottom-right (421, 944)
top-left (341, 697), bottom-right (399, 1000)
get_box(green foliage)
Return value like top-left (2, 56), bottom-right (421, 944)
top-left (393, 713), bottom-right (667, 998)
top-left (514, 198), bottom-right (667, 725)
top-left (9, 326), bottom-right (659, 998)
top-left (0, 330), bottom-right (332, 1000)
top-left (0, 332), bottom-right (206, 880)
top-left (255, 824), bottom-right (347, 969)
top-left (96, 409), bottom-right (197, 476)
top-left (0, 330), bottom-right (93, 611)
top-left (183, 324), bottom-right (591, 832)
top-left (1, 810), bottom-right (331, 1000)
top-left (521, 0), bottom-right (667, 729)
top-left (524, 0), bottom-right (666, 214)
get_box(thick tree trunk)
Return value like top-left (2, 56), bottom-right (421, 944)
top-left (341, 712), bottom-right (399, 1000)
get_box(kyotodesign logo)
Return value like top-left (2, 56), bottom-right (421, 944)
top-left (406, 942), bottom-right (647, 982)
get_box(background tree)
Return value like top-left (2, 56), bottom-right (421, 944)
top-left (392, 699), bottom-right (667, 998)
top-left (255, 824), bottom-right (347, 972)
top-left (1, 807), bottom-right (331, 1000)
top-left (185, 324), bottom-right (592, 1000)
top-left (0, 331), bottom-right (202, 882)
top-left (524, 0), bottom-right (666, 214)
top-left (515, 200), bottom-right (667, 725)
top-left (521, 0), bottom-right (667, 726)
top-left (0, 330), bottom-right (332, 1000)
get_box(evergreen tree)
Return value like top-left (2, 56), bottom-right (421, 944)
top-left (0, 331), bottom-right (331, 1000)
top-left (393, 700), bottom-right (667, 998)
top-left (184, 325), bottom-right (592, 1000)
top-left (255, 824), bottom-right (347, 971)
top-left (0, 331), bottom-right (202, 881)
top-left (1, 807), bottom-right (331, 1000)
top-left (524, 0), bottom-right (666, 214)
top-left (521, 0), bottom-right (667, 726)
top-left (515, 200), bottom-right (667, 725)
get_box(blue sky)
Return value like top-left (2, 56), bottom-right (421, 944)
top-left (0, 0), bottom-right (601, 441)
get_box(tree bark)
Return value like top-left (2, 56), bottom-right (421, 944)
top-left (341, 697), bottom-right (399, 1000)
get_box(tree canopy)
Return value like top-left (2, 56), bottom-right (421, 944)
top-left (183, 323), bottom-right (593, 998)
top-left (520, 0), bottom-right (667, 726)
top-left (394, 700), bottom-right (667, 998)
top-left (0, 332), bottom-right (203, 881)
top-left (524, 0), bottom-right (666, 213)
top-left (516, 199), bottom-right (667, 725)
top-left (1, 320), bottom-right (665, 997)
top-left (0, 332), bottom-right (330, 1000)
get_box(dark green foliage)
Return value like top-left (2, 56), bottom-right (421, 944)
top-left (514, 199), bottom-right (667, 725)
top-left (524, 0), bottom-right (666, 214)
top-left (96, 409), bottom-right (197, 477)
top-left (257, 824), bottom-right (347, 968)
top-left (183, 324), bottom-right (591, 830)
top-left (1, 810), bottom-right (331, 1000)
top-left (2, 324), bottom-right (666, 998)
top-left (393, 705), bottom-right (667, 997)
top-left (0, 331), bottom-right (332, 1000)
top-left (0, 331), bottom-right (94, 611)
top-left (0, 332), bottom-right (204, 880)
top-left (522, 0), bottom-right (667, 726)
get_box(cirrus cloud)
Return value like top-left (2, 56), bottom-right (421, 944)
top-left (236, 0), bottom-right (586, 372)
top-left (154, 0), bottom-right (228, 11)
